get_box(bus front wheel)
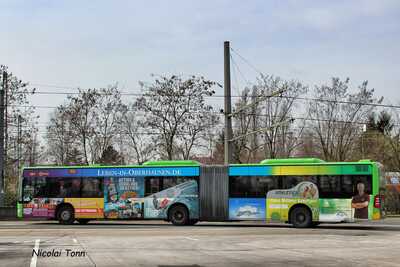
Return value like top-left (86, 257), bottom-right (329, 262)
top-left (169, 205), bottom-right (189, 226)
top-left (290, 206), bottom-right (312, 228)
top-left (57, 205), bottom-right (75, 225)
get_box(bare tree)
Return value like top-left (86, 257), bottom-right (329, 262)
top-left (177, 106), bottom-right (219, 160)
top-left (0, 66), bottom-right (39, 205)
top-left (65, 89), bottom-right (98, 164)
top-left (135, 75), bottom-right (218, 160)
top-left (385, 109), bottom-right (400, 171)
top-left (47, 86), bottom-right (125, 165)
top-left (307, 78), bottom-right (381, 161)
top-left (91, 85), bottom-right (125, 162)
top-left (231, 87), bottom-right (259, 163)
top-left (231, 75), bottom-right (307, 162)
top-left (258, 75), bottom-right (307, 159)
top-left (121, 105), bottom-right (156, 164)
top-left (46, 105), bottom-right (77, 164)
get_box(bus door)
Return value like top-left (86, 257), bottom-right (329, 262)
top-left (77, 177), bottom-right (105, 219)
top-left (22, 176), bottom-right (60, 219)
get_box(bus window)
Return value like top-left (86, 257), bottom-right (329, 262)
top-left (282, 176), bottom-right (316, 189)
top-left (229, 176), bottom-right (250, 197)
top-left (318, 175), bottom-right (341, 198)
top-left (176, 177), bottom-right (192, 185)
top-left (145, 177), bottom-right (161, 196)
top-left (43, 177), bottom-right (72, 198)
top-left (162, 177), bottom-right (194, 191)
top-left (258, 176), bottom-right (280, 194)
top-left (352, 175), bottom-right (372, 195)
top-left (46, 177), bottom-right (61, 198)
top-left (162, 177), bottom-right (177, 190)
top-left (342, 175), bottom-right (372, 197)
top-left (34, 177), bottom-right (48, 197)
top-left (341, 175), bottom-right (354, 197)
top-left (22, 177), bottom-right (34, 202)
top-left (145, 177), bottom-right (195, 196)
top-left (82, 178), bottom-right (103, 198)
top-left (61, 178), bottom-right (81, 198)
top-left (229, 176), bottom-right (278, 198)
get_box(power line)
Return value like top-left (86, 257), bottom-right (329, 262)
top-left (17, 88), bottom-right (400, 110)
top-left (7, 103), bottom-right (400, 129)
top-left (230, 55), bottom-right (242, 96)
top-left (230, 47), bottom-right (264, 76)
top-left (230, 54), bottom-right (252, 87)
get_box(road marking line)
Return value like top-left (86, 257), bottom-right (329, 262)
top-left (30, 239), bottom-right (40, 267)
top-left (184, 237), bottom-right (199, 241)
top-left (73, 238), bottom-right (78, 243)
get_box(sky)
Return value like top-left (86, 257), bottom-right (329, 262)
top-left (1, 0), bottom-right (400, 133)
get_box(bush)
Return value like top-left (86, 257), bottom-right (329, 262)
top-left (384, 190), bottom-right (400, 214)
top-left (4, 190), bottom-right (17, 207)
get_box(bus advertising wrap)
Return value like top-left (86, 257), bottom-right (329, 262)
top-left (23, 167), bottom-right (199, 178)
top-left (23, 198), bottom-right (63, 218)
top-left (229, 198), bottom-right (265, 220)
top-left (104, 177), bottom-right (144, 219)
top-left (266, 181), bottom-right (320, 222)
top-left (144, 180), bottom-right (199, 219)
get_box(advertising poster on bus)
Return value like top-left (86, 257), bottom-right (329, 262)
top-left (265, 181), bottom-right (371, 222)
top-left (319, 181), bottom-right (372, 222)
top-left (23, 198), bottom-right (63, 218)
top-left (319, 199), bottom-right (352, 222)
top-left (229, 198), bottom-right (265, 220)
top-left (266, 181), bottom-right (320, 222)
top-left (350, 181), bottom-right (371, 220)
top-left (64, 198), bottom-right (104, 219)
top-left (104, 177), bottom-right (144, 219)
top-left (144, 180), bottom-right (199, 219)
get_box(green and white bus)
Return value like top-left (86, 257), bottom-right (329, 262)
top-left (18, 158), bottom-right (385, 227)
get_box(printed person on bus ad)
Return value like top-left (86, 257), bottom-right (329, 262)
top-left (351, 182), bottom-right (370, 219)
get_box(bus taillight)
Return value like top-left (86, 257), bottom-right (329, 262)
top-left (374, 195), bottom-right (381, 208)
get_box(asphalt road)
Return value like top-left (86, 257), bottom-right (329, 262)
top-left (0, 218), bottom-right (400, 267)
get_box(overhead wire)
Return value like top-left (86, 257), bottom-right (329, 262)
top-left (230, 47), bottom-right (264, 76)
top-left (18, 84), bottom-right (400, 110)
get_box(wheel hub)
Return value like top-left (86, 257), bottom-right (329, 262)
top-left (296, 213), bottom-right (305, 223)
top-left (61, 211), bottom-right (70, 221)
top-left (175, 211), bottom-right (183, 221)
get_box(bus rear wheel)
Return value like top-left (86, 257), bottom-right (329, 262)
top-left (169, 205), bottom-right (189, 226)
top-left (290, 206), bottom-right (312, 228)
top-left (57, 205), bottom-right (75, 225)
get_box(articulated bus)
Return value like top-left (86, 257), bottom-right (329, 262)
top-left (17, 158), bottom-right (385, 228)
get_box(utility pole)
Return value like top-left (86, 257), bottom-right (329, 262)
top-left (0, 72), bottom-right (7, 206)
top-left (251, 87), bottom-right (258, 161)
top-left (17, 115), bottom-right (22, 184)
top-left (224, 41), bottom-right (234, 165)
top-left (4, 74), bottom-right (7, 173)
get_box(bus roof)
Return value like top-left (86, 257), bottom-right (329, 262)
top-left (23, 160), bottom-right (200, 170)
top-left (23, 158), bottom-right (377, 170)
top-left (232, 158), bottom-right (376, 166)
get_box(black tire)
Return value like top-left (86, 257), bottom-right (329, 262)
top-left (169, 205), bottom-right (189, 226)
top-left (57, 205), bottom-right (75, 225)
top-left (77, 219), bottom-right (90, 225)
top-left (290, 206), bottom-right (312, 228)
top-left (186, 219), bottom-right (198, 226)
